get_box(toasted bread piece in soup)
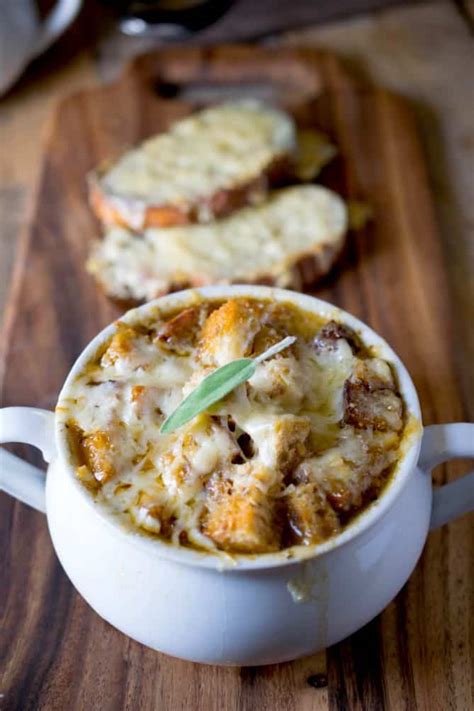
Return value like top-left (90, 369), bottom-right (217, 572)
top-left (87, 185), bottom-right (347, 303)
top-left (203, 465), bottom-right (280, 554)
top-left (285, 482), bottom-right (341, 544)
top-left (89, 101), bottom-right (297, 231)
top-left (59, 296), bottom-right (408, 556)
top-left (199, 299), bottom-right (263, 366)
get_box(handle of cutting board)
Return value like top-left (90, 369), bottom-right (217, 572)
top-left (126, 46), bottom-right (324, 105)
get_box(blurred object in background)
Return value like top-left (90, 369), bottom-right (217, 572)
top-left (162, 0), bottom-right (427, 43)
top-left (0, 0), bottom-right (81, 95)
top-left (102, 0), bottom-right (234, 39)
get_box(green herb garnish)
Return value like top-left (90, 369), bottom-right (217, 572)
top-left (160, 336), bottom-right (296, 434)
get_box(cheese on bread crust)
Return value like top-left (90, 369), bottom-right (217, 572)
top-left (89, 100), bottom-right (296, 230)
top-left (59, 298), bottom-right (406, 556)
top-left (87, 185), bottom-right (347, 303)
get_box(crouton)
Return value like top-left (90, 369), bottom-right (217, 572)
top-left (343, 380), bottom-right (403, 431)
top-left (203, 469), bottom-right (279, 553)
top-left (130, 492), bottom-right (175, 536)
top-left (352, 358), bottom-right (396, 391)
top-left (314, 320), bottom-right (361, 354)
top-left (81, 430), bottom-right (115, 483)
top-left (285, 483), bottom-right (341, 545)
top-left (199, 299), bottom-right (262, 366)
top-left (248, 356), bottom-right (304, 409)
top-left (101, 323), bottom-right (138, 366)
top-left (155, 307), bottom-right (201, 355)
top-left (243, 413), bottom-right (310, 471)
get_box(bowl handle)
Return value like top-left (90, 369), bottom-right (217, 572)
top-left (419, 423), bottom-right (474, 530)
top-left (0, 407), bottom-right (56, 513)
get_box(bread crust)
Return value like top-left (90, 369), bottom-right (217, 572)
top-left (91, 236), bottom-right (344, 307)
top-left (89, 155), bottom-right (292, 231)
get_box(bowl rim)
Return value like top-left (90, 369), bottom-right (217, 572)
top-left (55, 285), bottom-right (423, 571)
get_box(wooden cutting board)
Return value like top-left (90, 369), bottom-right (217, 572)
top-left (1, 46), bottom-right (471, 711)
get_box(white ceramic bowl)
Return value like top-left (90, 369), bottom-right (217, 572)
top-left (1, 285), bottom-right (473, 666)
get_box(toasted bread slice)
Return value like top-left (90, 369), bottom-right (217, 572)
top-left (88, 101), bottom-right (297, 231)
top-left (87, 185), bottom-right (347, 303)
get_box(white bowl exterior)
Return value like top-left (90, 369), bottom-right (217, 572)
top-left (46, 456), bottom-right (431, 665)
top-left (48, 285), bottom-right (426, 664)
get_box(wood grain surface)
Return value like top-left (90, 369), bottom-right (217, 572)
top-left (0, 45), bottom-right (472, 711)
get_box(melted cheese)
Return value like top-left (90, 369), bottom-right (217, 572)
top-left (87, 185), bottom-right (347, 302)
top-left (59, 298), bottom-right (405, 554)
top-left (295, 129), bottom-right (337, 181)
top-left (99, 101), bottom-right (296, 211)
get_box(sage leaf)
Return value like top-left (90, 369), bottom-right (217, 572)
top-left (160, 358), bottom-right (255, 434)
top-left (160, 335), bottom-right (296, 434)
top-left (253, 336), bottom-right (296, 364)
